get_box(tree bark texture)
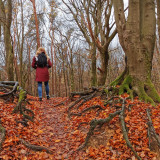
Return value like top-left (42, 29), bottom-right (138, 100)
top-left (30, 0), bottom-right (40, 48)
top-left (113, 0), bottom-right (160, 105)
top-left (157, 0), bottom-right (160, 46)
top-left (0, 0), bottom-right (14, 81)
top-left (91, 43), bottom-right (97, 87)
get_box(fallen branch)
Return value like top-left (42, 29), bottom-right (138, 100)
top-left (20, 139), bottom-right (52, 154)
top-left (119, 98), bottom-right (141, 160)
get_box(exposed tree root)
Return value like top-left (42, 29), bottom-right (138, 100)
top-left (0, 81), bottom-right (34, 125)
top-left (16, 119), bottom-right (29, 127)
top-left (0, 81), bottom-right (53, 155)
top-left (110, 66), bottom-right (128, 87)
top-left (77, 122), bottom-right (89, 129)
top-left (146, 108), bottom-right (160, 153)
top-left (104, 96), bottom-right (123, 108)
top-left (68, 96), bottom-right (87, 114)
top-left (13, 87), bottom-right (27, 113)
top-left (109, 71), bottom-right (160, 106)
top-left (0, 121), bottom-right (6, 150)
top-left (70, 95), bottom-right (141, 159)
top-left (54, 102), bottom-right (64, 107)
top-left (76, 92), bottom-right (97, 110)
top-left (77, 110), bottom-right (121, 151)
top-left (68, 90), bottom-right (98, 118)
top-left (20, 139), bottom-right (52, 154)
top-left (12, 86), bottom-right (34, 123)
top-left (119, 98), bottom-right (141, 160)
top-left (0, 81), bottom-right (19, 97)
top-left (70, 105), bottom-right (104, 117)
top-left (70, 88), bottom-right (97, 101)
top-left (67, 80), bottom-right (160, 159)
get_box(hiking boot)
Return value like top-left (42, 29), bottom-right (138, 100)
top-left (47, 96), bottom-right (50, 100)
top-left (39, 98), bottom-right (42, 101)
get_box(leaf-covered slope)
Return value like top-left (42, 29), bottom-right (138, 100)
top-left (0, 94), bottom-right (159, 159)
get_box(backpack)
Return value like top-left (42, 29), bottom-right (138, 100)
top-left (37, 52), bottom-right (47, 67)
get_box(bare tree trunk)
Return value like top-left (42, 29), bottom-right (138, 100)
top-left (30, 0), bottom-right (40, 48)
top-left (13, 6), bottom-right (19, 82)
top-left (62, 63), bottom-right (68, 97)
top-left (90, 43), bottom-right (97, 87)
top-left (0, 0), bottom-right (14, 81)
top-left (19, 0), bottom-right (24, 88)
top-left (54, 43), bottom-right (57, 96)
top-left (50, 31), bottom-right (54, 96)
top-left (98, 49), bottom-right (109, 86)
top-left (70, 50), bottom-right (75, 92)
top-left (157, 0), bottom-right (160, 46)
top-left (112, 0), bottom-right (160, 105)
top-left (27, 41), bottom-right (32, 93)
top-left (58, 71), bottom-right (62, 97)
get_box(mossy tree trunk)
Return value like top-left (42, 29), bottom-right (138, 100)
top-left (112, 0), bottom-right (160, 105)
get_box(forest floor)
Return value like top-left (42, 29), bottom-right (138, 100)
top-left (0, 94), bottom-right (160, 159)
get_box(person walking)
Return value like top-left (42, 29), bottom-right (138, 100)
top-left (32, 47), bottom-right (52, 101)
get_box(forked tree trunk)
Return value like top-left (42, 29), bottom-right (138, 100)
top-left (112, 0), bottom-right (160, 105)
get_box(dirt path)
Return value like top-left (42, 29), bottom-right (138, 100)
top-left (33, 98), bottom-right (85, 159)
top-left (1, 95), bottom-right (158, 159)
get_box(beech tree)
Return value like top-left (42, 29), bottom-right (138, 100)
top-left (30, 0), bottom-right (40, 48)
top-left (0, 0), bottom-right (14, 81)
top-left (112, 0), bottom-right (160, 105)
top-left (62, 0), bottom-right (116, 86)
top-left (157, 0), bottom-right (160, 45)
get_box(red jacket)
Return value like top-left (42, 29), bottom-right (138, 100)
top-left (32, 56), bottom-right (52, 82)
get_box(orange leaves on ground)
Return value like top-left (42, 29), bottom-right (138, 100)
top-left (67, 94), bottom-right (160, 159)
top-left (1, 93), bottom-right (160, 159)
top-left (125, 115), bottom-right (130, 122)
top-left (55, 139), bottom-right (61, 143)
